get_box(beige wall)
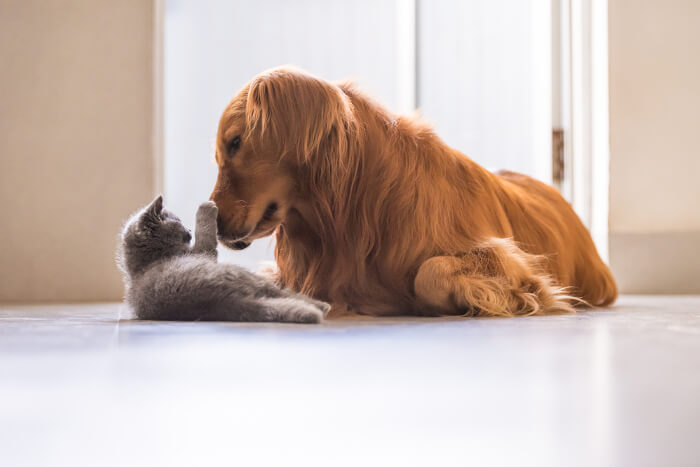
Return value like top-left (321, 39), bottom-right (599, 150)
top-left (0, 1), bottom-right (156, 302)
top-left (609, 0), bottom-right (700, 293)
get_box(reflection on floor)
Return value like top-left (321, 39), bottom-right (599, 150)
top-left (1, 296), bottom-right (699, 467)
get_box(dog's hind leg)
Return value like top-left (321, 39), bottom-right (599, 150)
top-left (413, 238), bottom-right (575, 317)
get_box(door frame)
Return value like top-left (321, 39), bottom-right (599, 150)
top-left (554, 0), bottom-right (610, 260)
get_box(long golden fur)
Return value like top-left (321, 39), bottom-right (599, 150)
top-left (210, 67), bottom-right (617, 318)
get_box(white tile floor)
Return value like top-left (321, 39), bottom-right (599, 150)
top-left (1, 296), bottom-right (699, 467)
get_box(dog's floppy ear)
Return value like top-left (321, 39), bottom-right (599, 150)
top-left (245, 68), bottom-right (357, 164)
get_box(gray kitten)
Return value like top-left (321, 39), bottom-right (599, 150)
top-left (117, 196), bottom-right (329, 323)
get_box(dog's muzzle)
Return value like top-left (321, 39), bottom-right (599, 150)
top-left (218, 235), bottom-right (251, 250)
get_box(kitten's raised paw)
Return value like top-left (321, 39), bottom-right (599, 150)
top-left (197, 201), bottom-right (218, 220)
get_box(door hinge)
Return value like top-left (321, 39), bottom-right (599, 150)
top-left (552, 128), bottom-right (565, 189)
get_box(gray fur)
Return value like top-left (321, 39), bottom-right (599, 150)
top-left (117, 196), bottom-right (329, 323)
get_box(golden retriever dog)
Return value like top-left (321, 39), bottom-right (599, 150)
top-left (210, 67), bottom-right (617, 318)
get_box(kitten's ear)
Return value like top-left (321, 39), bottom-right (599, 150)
top-left (147, 195), bottom-right (164, 217)
top-left (141, 195), bottom-right (164, 228)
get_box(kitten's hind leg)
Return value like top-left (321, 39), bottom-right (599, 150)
top-left (257, 283), bottom-right (331, 317)
top-left (249, 277), bottom-right (330, 317)
top-left (198, 296), bottom-right (323, 324)
top-left (288, 293), bottom-right (331, 317)
top-left (192, 201), bottom-right (219, 258)
top-left (257, 297), bottom-right (324, 324)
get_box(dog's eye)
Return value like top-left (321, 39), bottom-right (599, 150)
top-left (228, 136), bottom-right (241, 155)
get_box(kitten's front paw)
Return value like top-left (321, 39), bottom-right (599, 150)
top-left (197, 201), bottom-right (218, 220)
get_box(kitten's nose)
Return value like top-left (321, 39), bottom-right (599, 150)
top-left (184, 231), bottom-right (192, 243)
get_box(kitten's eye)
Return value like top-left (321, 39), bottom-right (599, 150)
top-left (228, 136), bottom-right (241, 155)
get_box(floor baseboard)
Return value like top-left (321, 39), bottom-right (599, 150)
top-left (610, 230), bottom-right (700, 294)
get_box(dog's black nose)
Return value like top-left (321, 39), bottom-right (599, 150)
top-left (233, 240), bottom-right (251, 250)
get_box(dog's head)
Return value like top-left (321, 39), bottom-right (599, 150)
top-left (210, 67), bottom-right (356, 250)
